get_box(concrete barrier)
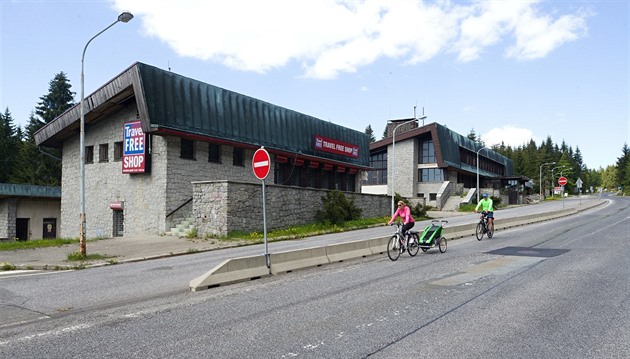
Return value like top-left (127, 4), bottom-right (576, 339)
top-left (189, 255), bottom-right (270, 291)
top-left (368, 236), bottom-right (390, 255)
top-left (270, 246), bottom-right (329, 275)
top-left (190, 201), bottom-right (605, 291)
top-left (326, 239), bottom-right (373, 263)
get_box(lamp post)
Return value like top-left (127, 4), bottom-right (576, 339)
top-left (539, 162), bottom-right (555, 200)
top-left (79, 11), bottom-right (134, 255)
top-left (390, 116), bottom-right (426, 215)
top-left (476, 146), bottom-right (487, 203)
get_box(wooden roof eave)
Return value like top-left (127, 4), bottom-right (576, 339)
top-left (34, 62), bottom-right (148, 148)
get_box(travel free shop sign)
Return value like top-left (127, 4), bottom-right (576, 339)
top-left (123, 121), bottom-right (146, 173)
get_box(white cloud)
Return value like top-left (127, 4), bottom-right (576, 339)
top-left (113, 0), bottom-right (591, 79)
top-left (482, 126), bottom-right (538, 148)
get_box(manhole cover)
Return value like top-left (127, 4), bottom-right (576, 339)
top-left (486, 246), bottom-right (569, 258)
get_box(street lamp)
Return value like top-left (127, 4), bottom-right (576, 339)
top-left (79, 11), bottom-right (134, 255)
top-left (539, 162), bottom-right (555, 200)
top-left (390, 115), bottom-right (426, 215)
top-left (476, 146), bottom-right (487, 203)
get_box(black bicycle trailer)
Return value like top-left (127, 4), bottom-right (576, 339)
top-left (418, 220), bottom-right (448, 253)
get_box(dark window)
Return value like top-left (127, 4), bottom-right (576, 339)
top-left (233, 148), bottom-right (244, 166)
top-left (181, 139), bottom-right (195, 159)
top-left (208, 143), bottom-right (221, 163)
top-left (114, 141), bottom-right (123, 161)
top-left (366, 151), bottom-right (387, 185)
top-left (419, 168), bottom-right (444, 182)
top-left (85, 146), bottom-right (94, 164)
top-left (420, 139), bottom-right (436, 163)
top-left (429, 193), bottom-right (437, 201)
top-left (99, 143), bottom-right (109, 162)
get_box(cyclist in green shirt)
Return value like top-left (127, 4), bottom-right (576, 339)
top-left (475, 193), bottom-right (494, 232)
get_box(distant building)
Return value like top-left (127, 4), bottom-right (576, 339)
top-left (363, 120), bottom-right (530, 210)
top-left (35, 62), bottom-right (388, 238)
top-left (0, 183), bottom-right (61, 241)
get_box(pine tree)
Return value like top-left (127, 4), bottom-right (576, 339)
top-left (0, 108), bottom-right (19, 182)
top-left (35, 72), bottom-right (75, 125)
top-left (365, 125), bottom-right (376, 143)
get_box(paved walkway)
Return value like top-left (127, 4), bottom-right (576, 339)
top-left (0, 197), bottom-right (605, 270)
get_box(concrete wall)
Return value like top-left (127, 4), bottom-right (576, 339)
top-left (16, 199), bottom-right (61, 240)
top-left (193, 181), bottom-right (390, 237)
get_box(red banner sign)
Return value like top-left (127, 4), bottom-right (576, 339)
top-left (313, 135), bottom-right (359, 158)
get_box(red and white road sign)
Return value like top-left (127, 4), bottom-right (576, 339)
top-left (252, 147), bottom-right (271, 180)
top-left (558, 176), bottom-right (568, 186)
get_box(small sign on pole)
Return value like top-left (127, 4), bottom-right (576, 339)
top-left (558, 176), bottom-right (568, 186)
top-left (252, 147), bottom-right (271, 269)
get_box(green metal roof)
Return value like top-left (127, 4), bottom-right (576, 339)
top-left (0, 183), bottom-right (61, 199)
top-left (35, 62), bottom-right (369, 167)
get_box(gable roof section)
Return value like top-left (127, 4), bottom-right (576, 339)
top-left (35, 62), bottom-right (369, 167)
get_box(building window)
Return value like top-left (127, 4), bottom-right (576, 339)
top-left (233, 148), bottom-right (244, 166)
top-left (429, 193), bottom-right (437, 201)
top-left (208, 143), bottom-right (221, 163)
top-left (419, 168), bottom-right (444, 182)
top-left (420, 139), bottom-right (436, 163)
top-left (99, 143), bottom-right (109, 162)
top-left (114, 141), bottom-right (123, 161)
top-left (181, 139), bottom-right (195, 159)
top-left (85, 146), bottom-right (94, 164)
top-left (366, 151), bottom-right (387, 185)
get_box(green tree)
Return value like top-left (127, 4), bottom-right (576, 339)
top-left (0, 108), bottom-right (20, 182)
top-left (616, 143), bottom-right (629, 188)
top-left (365, 124), bottom-right (376, 143)
top-left (35, 72), bottom-right (75, 125)
top-left (601, 165), bottom-right (618, 191)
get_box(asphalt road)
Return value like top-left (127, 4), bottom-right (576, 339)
top-left (1, 196), bottom-right (628, 358)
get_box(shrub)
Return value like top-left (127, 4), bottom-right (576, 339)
top-left (315, 190), bottom-right (362, 225)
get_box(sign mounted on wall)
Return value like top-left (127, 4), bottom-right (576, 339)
top-left (313, 135), bottom-right (359, 158)
top-left (122, 121), bottom-right (147, 174)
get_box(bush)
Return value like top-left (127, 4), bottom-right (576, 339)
top-left (315, 190), bottom-right (362, 225)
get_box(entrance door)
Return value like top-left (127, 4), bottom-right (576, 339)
top-left (16, 218), bottom-right (29, 241)
top-left (43, 218), bottom-right (57, 239)
top-left (113, 210), bottom-right (124, 237)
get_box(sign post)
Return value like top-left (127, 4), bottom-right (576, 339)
top-left (252, 147), bottom-right (271, 269)
top-left (558, 176), bottom-right (568, 209)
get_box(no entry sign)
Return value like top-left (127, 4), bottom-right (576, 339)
top-left (252, 147), bottom-right (271, 180)
top-left (558, 176), bottom-right (568, 186)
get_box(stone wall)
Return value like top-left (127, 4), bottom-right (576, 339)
top-left (0, 199), bottom-right (17, 240)
top-left (193, 181), bottom-right (390, 237)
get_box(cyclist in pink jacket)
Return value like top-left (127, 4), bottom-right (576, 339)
top-left (388, 201), bottom-right (415, 236)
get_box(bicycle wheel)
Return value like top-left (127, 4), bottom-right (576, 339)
top-left (487, 224), bottom-right (494, 238)
top-left (438, 237), bottom-right (447, 253)
top-left (387, 235), bottom-right (401, 261)
top-left (475, 222), bottom-right (485, 241)
top-left (408, 233), bottom-right (420, 257)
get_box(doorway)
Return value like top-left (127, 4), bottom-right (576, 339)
top-left (16, 218), bottom-right (29, 241)
top-left (113, 210), bottom-right (124, 237)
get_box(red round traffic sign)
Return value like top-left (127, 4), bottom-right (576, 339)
top-left (558, 176), bottom-right (568, 186)
top-left (252, 148), bottom-right (271, 180)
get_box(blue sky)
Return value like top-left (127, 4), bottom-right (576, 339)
top-left (1, 0), bottom-right (628, 170)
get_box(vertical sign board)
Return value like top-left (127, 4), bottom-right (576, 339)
top-left (122, 121), bottom-right (146, 174)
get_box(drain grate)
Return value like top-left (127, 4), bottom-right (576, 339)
top-left (486, 246), bottom-right (569, 258)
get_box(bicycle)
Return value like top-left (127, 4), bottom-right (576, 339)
top-left (475, 211), bottom-right (494, 240)
top-left (387, 223), bottom-right (420, 261)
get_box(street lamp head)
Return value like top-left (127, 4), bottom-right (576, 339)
top-left (118, 11), bottom-right (134, 23)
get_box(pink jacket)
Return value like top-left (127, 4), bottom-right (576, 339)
top-left (389, 206), bottom-right (415, 225)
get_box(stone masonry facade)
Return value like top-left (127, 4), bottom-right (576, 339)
top-left (193, 181), bottom-right (390, 237)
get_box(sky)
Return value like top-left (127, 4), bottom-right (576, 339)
top-left (1, 0), bottom-right (628, 170)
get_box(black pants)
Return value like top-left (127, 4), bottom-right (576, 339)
top-left (402, 222), bottom-right (415, 235)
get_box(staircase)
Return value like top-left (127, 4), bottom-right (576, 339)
top-left (167, 218), bottom-right (195, 237)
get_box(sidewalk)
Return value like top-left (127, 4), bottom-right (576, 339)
top-left (0, 197), bottom-right (605, 271)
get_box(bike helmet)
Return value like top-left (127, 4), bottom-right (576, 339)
top-left (482, 193), bottom-right (488, 198)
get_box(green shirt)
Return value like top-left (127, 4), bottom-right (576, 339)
top-left (475, 198), bottom-right (494, 212)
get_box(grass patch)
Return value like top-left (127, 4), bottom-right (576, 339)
top-left (1, 261), bottom-right (16, 270)
top-left (0, 237), bottom-right (107, 252)
top-left (225, 216), bottom-right (419, 242)
top-left (66, 251), bottom-right (110, 262)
